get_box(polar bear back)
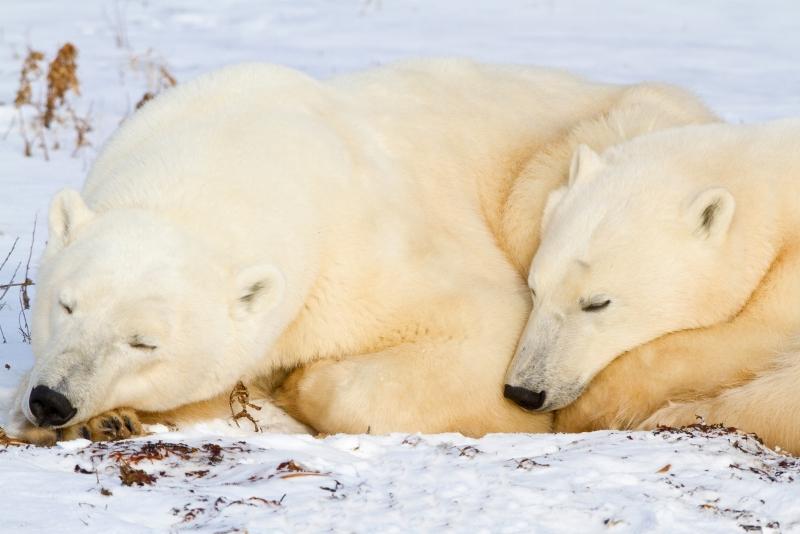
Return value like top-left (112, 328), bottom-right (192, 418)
top-left (83, 60), bottom-right (620, 210)
top-left (77, 60), bottom-right (626, 275)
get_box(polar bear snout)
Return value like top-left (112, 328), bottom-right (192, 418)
top-left (28, 385), bottom-right (77, 427)
top-left (503, 384), bottom-right (546, 411)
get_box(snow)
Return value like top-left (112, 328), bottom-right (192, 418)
top-left (1, 1), bottom-right (799, 531)
top-left (2, 427), bottom-right (799, 532)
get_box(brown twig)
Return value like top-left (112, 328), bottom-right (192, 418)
top-left (21, 216), bottom-right (36, 311)
top-left (229, 381), bottom-right (262, 431)
top-left (18, 304), bottom-right (31, 344)
top-left (106, 0), bottom-right (131, 50)
top-left (129, 51), bottom-right (177, 113)
top-left (0, 427), bottom-right (27, 447)
top-left (18, 109), bottom-right (33, 158)
top-left (68, 104), bottom-right (92, 155)
top-left (0, 262), bottom-right (21, 303)
top-left (0, 280), bottom-right (34, 291)
top-left (0, 222), bottom-right (37, 343)
top-left (0, 237), bottom-right (19, 273)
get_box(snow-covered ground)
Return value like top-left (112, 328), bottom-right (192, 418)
top-left (2, 426), bottom-right (799, 532)
top-left (1, 1), bottom-right (799, 532)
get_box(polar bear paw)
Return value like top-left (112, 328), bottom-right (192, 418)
top-left (61, 408), bottom-right (145, 442)
top-left (14, 408), bottom-right (145, 446)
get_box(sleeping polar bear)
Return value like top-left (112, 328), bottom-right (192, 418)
top-left (5, 59), bottom-right (715, 443)
top-left (509, 120), bottom-right (800, 454)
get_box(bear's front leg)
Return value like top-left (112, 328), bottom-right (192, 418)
top-left (275, 339), bottom-right (552, 436)
top-left (8, 422), bottom-right (59, 447)
top-left (8, 409), bottom-right (145, 446)
top-left (60, 408), bottom-right (145, 442)
top-left (5, 371), bottom-right (145, 444)
top-left (275, 357), bottom-right (376, 434)
top-left (637, 400), bottom-right (712, 430)
top-left (638, 358), bottom-right (800, 455)
top-left (554, 342), bottom-right (671, 432)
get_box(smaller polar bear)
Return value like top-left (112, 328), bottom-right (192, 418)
top-left (6, 59), bottom-right (715, 444)
top-left (505, 119), bottom-right (800, 453)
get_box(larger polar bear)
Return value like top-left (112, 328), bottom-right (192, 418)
top-left (7, 59), bottom-right (715, 443)
top-left (506, 119), bottom-right (800, 453)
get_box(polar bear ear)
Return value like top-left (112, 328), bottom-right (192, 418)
top-left (47, 189), bottom-right (95, 250)
top-left (567, 144), bottom-right (603, 188)
top-left (233, 264), bottom-right (285, 318)
top-left (684, 187), bottom-right (736, 244)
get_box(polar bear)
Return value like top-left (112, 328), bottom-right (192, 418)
top-left (505, 119), bottom-right (800, 453)
top-left (6, 59), bottom-right (715, 443)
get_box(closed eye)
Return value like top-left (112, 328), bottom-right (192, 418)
top-left (129, 337), bottom-right (157, 351)
top-left (60, 302), bottom-right (73, 315)
top-left (581, 299), bottom-right (611, 312)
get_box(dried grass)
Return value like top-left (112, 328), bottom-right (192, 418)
top-left (129, 53), bottom-right (177, 111)
top-left (0, 221), bottom-right (36, 343)
top-left (102, 0), bottom-right (177, 112)
top-left (13, 49), bottom-right (45, 108)
top-left (12, 43), bottom-right (92, 159)
top-left (106, 0), bottom-right (130, 50)
top-left (43, 43), bottom-right (80, 128)
top-left (119, 462), bottom-right (156, 486)
top-left (10, 28), bottom-right (178, 159)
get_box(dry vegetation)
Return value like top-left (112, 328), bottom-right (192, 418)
top-left (43, 43), bottom-right (81, 128)
top-left (229, 381), bottom-right (263, 431)
top-left (0, 219), bottom-right (36, 345)
top-left (12, 43), bottom-right (91, 159)
top-left (2, 14), bottom-right (179, 340)
top-left (0, 426), bottom-right (27, 447)
top-left (129, 52), bottom-right (177, 110)
top-left (106, 1), bottom-right (177, 112)
top-left (8, 4), bottom-right (178, 160)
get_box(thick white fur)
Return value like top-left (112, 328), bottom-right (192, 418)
top-left (512, 119), bottom-right (800, 452)
top-left (8, 59), bottom-right (716, 439)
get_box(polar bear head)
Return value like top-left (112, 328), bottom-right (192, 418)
top-left (20, 189), bottom-right (285, 429)
top-left (504, 135), bottom-right (771, 412)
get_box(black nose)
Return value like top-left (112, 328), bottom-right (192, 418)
top-left (504, 384), bottom-right (546, 410)
top-left (29, 385), bottom-right (76, 427)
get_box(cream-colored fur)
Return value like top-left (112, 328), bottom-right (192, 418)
top-left (513, 120), bottom-right (800, 453)
top-left (555, 244), bottom-right (800, 436)
top-left (7, 59), bottom-right (714, 443)
top-left (276, 78), bottom-right (717, 434)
